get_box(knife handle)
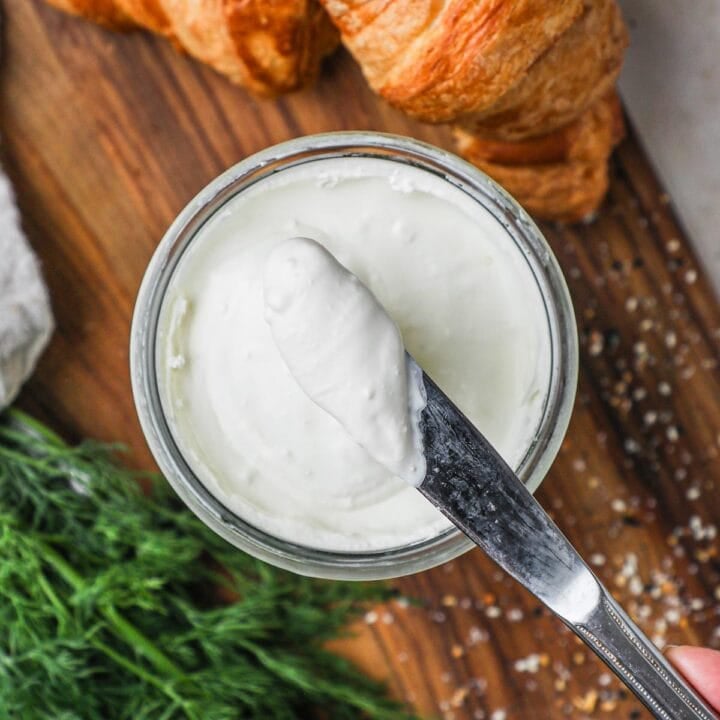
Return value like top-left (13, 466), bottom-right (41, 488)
top-left (573, 589), bottom-right (718, 720)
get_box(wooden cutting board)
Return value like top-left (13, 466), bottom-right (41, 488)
top-left (7, 3), bottom-right (720, 718)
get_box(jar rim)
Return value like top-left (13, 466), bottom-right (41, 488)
top-left (130, 131), bottom-right (578, 580)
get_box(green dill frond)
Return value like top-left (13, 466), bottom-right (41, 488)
top-left (0, 409), bottom-right (418, 720)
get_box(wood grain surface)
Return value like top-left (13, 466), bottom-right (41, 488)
top-left (6, 3), bottom-right (720, 719)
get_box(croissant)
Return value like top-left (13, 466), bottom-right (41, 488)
top-left (454, 93), bottom-right (625, 221)
top-left (318, 0), bottom-right (585, 126)
top-left (45, 0), bottom-right (339, 96)
top-left (320, 0), bottom-right (627, 219)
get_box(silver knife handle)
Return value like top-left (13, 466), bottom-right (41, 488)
top-left (574, 590), bottom-right (718, 720)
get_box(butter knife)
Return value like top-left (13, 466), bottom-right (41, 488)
top-left (417, 368), bottom-right (718, 720)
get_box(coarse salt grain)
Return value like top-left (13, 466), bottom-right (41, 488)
top-left (468, 627), bottom-right (489, 645)
top-left (624, 438), bottom-right (641, 454)
top-left (621, 554), bottom-right (638, 577)
top-left (514, 654), bottom-right (542, 673)
top-left (588, 330), bottom-right (604, 356)
top-left (450, 686), bottom-right (469, 707)
top-left (611, 499), bottom-right (627, 513)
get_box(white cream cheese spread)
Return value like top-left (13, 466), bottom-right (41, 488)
top-left (264, 236), bottom-right (427, 486)
top-left (157, 157), bottom-right (551, 551)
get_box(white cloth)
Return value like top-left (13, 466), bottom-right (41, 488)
top-left (0, 171), bottom-right (53, 409)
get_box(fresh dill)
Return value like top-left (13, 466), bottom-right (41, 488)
top-left (0, 409), bottom-right (418, 720)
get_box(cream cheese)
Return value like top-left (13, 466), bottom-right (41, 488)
top-left (157, 157), bottom-right (551, 551)
top-left (264, 237), bottom-right (427, 486)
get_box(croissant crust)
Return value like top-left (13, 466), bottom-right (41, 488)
top-left (320, 0), bottom-right (585, 123)
top-left (45, 0), bottom-right (339, 96)
top-left (46, 0), bottom-right (134, 28)
top-left (463, 0), bottom-right (629, 140)
top-left (454, 93), bottom-right (625, 221)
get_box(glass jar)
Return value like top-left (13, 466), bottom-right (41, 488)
top-left (130, 132), bottom-right (578, 581)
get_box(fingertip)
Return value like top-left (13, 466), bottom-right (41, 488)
top-left (666, 645), bottom-right (720, 711)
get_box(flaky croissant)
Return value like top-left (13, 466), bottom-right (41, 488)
top-left (319, 0), bottom-right (585, 128)
top-left (454, 93), bottom-right (625, 222)
top-left (45, 0), bottom-right (339, 96)
top-left (321, 0), bottom-right (627, 218)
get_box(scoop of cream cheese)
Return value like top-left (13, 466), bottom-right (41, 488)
top-left (263, 237), bottom-right (426, 485)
